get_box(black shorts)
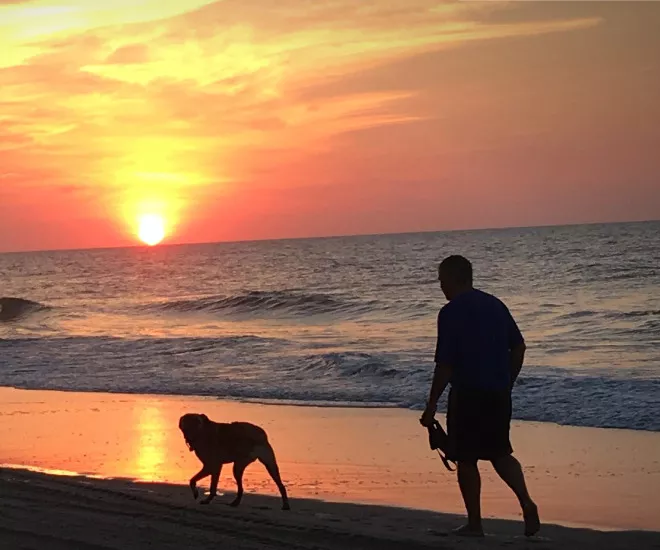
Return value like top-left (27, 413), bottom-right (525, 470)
top-left (446, 387), bottom-right (513, 462)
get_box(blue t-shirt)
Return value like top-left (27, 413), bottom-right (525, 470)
top-left (434, 289), bottom-right (524, 391)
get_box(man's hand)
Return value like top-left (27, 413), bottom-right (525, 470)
top-left (420, 362), bottom-right (452, 427)
top-left (419, 402), bottom-right (436, 427)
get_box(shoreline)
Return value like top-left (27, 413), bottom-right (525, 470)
top-left (1, 386), bottom-right (659, 534)
top-left (4, 384), bottom-right (657, 434)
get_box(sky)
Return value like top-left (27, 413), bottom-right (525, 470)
top-left (1, 1), bottom-right (659, 252)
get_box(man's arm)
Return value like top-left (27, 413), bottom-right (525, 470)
top-left (421, 307), bottom-right (456, 426)
top-left (510, 341), bottom-right (526, 388)
top-left (420, 361), bottom-right (452, 426)
top-left (505, 304), bottom-right (526, 389)
top-left (427, 361), bottom-right (452, 411)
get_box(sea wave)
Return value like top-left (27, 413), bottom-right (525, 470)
top-left (149, 290), bottom-right (380, 318)
top-left (556, 310), bottom-right (597, 320)
top-left (0, 297), bottom-right (49, 322)
top-left (554, 308), bottom-right (660, 324)
top-left (619, 309), bottom-right (660, 318)
top-left (0, 335), bottom-right (658, 432)
top-left (565, 261), bottom-right (659, 283)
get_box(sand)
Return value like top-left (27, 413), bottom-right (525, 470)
top-left (3, 468), bottom-right (660, 550)
top-left (1, 387), bottom-right (659, 549)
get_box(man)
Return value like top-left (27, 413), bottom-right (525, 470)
top-left (420, 255), bottom-right (540, 537)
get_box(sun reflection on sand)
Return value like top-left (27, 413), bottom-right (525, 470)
top-left (134, 404), bottom-right (167, 482)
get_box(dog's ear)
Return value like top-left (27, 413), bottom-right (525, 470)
top-left (193, 414), bottom-right (209, 431)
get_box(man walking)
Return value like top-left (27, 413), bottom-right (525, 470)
top-left (420, 255), bottom-right (540, 537)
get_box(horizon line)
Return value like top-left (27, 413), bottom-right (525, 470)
top-left (0, 218), bottom-right (658, 256)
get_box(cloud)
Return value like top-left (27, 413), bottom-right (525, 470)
top-left (104, 44), bottom-right (151, 65)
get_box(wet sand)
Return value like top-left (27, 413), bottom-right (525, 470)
top-left (1, 387), bottom-right (659, 549)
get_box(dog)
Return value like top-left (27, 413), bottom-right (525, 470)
top-left (178, 413), bottom-right (290, 510)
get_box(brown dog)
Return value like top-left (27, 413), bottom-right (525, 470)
top-left (178, 413), bottom-right (290, 510)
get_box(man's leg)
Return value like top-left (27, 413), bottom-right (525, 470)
top-left (491, 454), bottom-right (540, 536)
top-left (455, 460), bottom-right (484, 535)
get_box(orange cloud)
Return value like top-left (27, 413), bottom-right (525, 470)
top-left (105, 44), bottom-right (151, 65)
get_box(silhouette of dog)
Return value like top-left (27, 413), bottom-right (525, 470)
top-left (179, 413), bottom-right (290, 510)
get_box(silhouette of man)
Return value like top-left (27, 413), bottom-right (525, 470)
top-left (420, 255), bottom-right (540, 537)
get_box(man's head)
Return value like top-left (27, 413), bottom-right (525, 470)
top-left (438, 255), bottom-right (473, 300)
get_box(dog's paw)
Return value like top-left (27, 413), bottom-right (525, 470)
top-left (282, 503), bottom-right (291, 511)
top-left (200, 497), bottom-right (213, 505)
top-left (228, 500), bottom-right (240, 508)
top-left (190, 486), bottom-right (199, 500)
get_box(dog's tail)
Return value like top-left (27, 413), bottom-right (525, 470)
top-left (255, 442), bottom-right (290, 509)
top-left (255, 443), bottom-right (282, 481)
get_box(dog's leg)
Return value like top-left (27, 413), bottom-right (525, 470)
top-left (257, 444), bottom-right (290, 510)
top-left (229, 460), bottom-right (251, 507)
top-left (200, 465), bottom-right (222, 505)
top-left (189, 467), bottom-right (209, 500)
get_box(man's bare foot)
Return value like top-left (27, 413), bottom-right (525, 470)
top-left (451, 524), bottom-right (485, 537)
top-left (523, 502), bottom-right (541, 537)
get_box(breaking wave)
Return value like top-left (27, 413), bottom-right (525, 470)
top-left (1, 335), bottom-right (658, 431)
top-left (149, 290), bottom-right (380, 318)
top-left (0, 297), bottom-right (49, 322)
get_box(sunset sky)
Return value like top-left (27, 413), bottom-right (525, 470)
top-left (1, 1), bottom-right (659, 252)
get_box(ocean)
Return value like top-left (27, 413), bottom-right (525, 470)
top-left (1, 221), bottom-right (659, 431)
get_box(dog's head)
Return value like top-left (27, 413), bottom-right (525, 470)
top-left (179, 413), bottom-right (210, 452)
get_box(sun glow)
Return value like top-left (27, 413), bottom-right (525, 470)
top-left (137, 214), bottom-right (166, 246)
top-left (133, 404), bottom-right (167, 482)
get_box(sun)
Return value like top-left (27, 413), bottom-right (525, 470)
top-left (137, 214), bottom-right (166, 246)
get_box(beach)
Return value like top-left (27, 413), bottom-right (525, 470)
top-left (2, 0), bottom-right (659, 543)
top-left (1, 387), bottom-right (659, 549)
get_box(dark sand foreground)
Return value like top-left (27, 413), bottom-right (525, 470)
top-left (2, 467), bottom-right (659, 550)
